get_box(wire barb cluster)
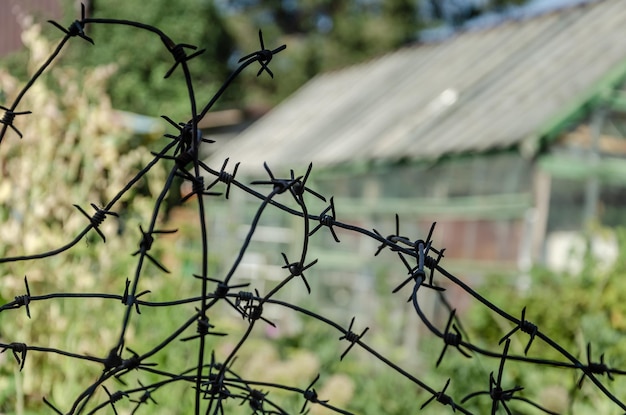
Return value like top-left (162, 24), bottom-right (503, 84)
top-left (1, 342), bottom-right (28, 372)
top-left (0, 4), bottom-right (625, 415)
top-left (238, 30), bottom-right (287, 78)
top-left (48, 4), bottom-right (94, 44)
top-left (0, 105), bottom-right (32, 138)
top-left (73, 203), bottom-right (119, 242)
top-left (338, 317), bottom-right (369, 361)
top-left (499, 306), bottom-right (537, 355)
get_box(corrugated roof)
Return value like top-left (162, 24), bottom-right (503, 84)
top-left (207, 0), bottom-right (626, 175)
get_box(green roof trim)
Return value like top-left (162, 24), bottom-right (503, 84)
top-left (607, 90), bottom-right (626, 113)
top-left (539, 154), bottom-right (626, 185)
top-left (328, 193), bottom-right (532, 220)
top-left (523, 57), bottom-right (626, 156)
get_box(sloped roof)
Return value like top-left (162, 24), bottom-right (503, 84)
top-left (207, 0), bottom-right (626, 174)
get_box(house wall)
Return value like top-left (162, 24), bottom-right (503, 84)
top-left (0, 0), bottom-right (64, 57)
top-left (195, 152), bottom-right (535, 353)
top-left (311, 152), bottom-right (534, 273)
top-left (195, 145), bottom-right (623, 354)
top-left (539, 103), bottom-right (626, 272)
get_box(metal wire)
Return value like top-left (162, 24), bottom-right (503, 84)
top-left (1, 4), bottom-right (625, 415)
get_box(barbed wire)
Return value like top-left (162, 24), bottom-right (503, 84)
top-left (1, 4), bottom-right (625, 415)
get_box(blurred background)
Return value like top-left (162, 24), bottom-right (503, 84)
top-left (1, 0), bottom-right (626, 414)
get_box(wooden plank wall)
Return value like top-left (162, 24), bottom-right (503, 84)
top-left (0, 0), bottom-right (63, 57)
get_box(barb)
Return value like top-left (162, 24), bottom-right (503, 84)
top-left (199, 351), bottom-right (233, 415)
top-left (436, 310), bottom-right (472, 367)
top-left (578, 343), bottom-right (615, 388)
top-left (280, 253), bottom-right (318, 294)
top-left (198, 275), bottom-right (250, 316)
top-left (0, 105), bottom-right (32, 138)
top-left (309, 196), bottom-right (340, 242)
top-left (251, 162), bottom-right (302, 195)
top-left (13, 276), bottom-right (32, 319)
top-left (288, 163), bottom-right (326, 204)
top-left (180, 310), bottom-right (227, 342)
top-left (372, 213), bottom-right (409, 256)
top-left (240, 289), bottom-right (276, 327)
top-left (1, 342), bottom-right (27, 371)
top-left (338, 317), bottom-right (369, 361)
top-left (394, 251), bottom-right (445, 295)
top-left (115, 347), bottom-right (158, 380)
top-left (205, 158), bottom-right (240, 199)
top-left (162, 116), bottom-right (214, 144)
top-left (178, 174), bottom-right (222, 203)
top-left (240, 388), bottom-right (268, 414)
top-left (238, 30), bottom-right (287, 78)
top-left (48, 3), bottom-right (94, 44)
top-left (462, 339), bottom-right (558, 415)
top-left (462, 340), bottom-right (522, 414)
top-left (499, 306), bottom-right (537, 355)
top-left (165, 43), bottom-right (205, 79)
top-left (392, 223), bottom-right (445, 293)
top-left (101, 346), bottom-right (122, 374)
top-left (129, 380), bottom-right (158, 414)
top-left (420, 379), bottom-right (456, 412)
top-left (300, 374), bottom-right (328, 414)
top-left (73, 203), bottom-right (118, 242)
top-left (102, 386), bottom-right (128, 415)
top-left (131, 225), bottom-right (177, 273)
top-left (121, 278), bottom-right (151, 315)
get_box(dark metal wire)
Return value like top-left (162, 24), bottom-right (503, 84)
top-left (1, 4), bottom-right (625, 415)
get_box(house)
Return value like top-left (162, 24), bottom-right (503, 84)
top-left (205, 0), bottom-right (626, 289)
top-left (0, 0), bottom-right (76, 56)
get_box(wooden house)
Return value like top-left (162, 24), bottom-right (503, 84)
top-left (205, 0), bottom-right (626, 287)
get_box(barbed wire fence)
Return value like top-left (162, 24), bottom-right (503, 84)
top-left (0, 4), bottom-right (625, 415)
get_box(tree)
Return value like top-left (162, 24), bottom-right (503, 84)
top-left (221, 0), bottom-right (422, 105)
top-left (4, 0), bottom-right (534, 115)
top-left (424, 0), bottom-right (530, 26)
top-left (58, 0), bottom-right (238, 119)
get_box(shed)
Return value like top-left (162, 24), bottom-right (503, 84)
top-left (201, 0), bottom-right (626, 323)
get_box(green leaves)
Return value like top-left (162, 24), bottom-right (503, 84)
top-left (59, 0), bottom-right (238, 118)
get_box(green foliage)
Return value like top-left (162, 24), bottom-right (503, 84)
top-left (227, 0), bottom-right (422, 105)
top-left (0, 23), bottom-right (168, 412)
top-left (58, 0), bottom-right (238, 119)
top-left (3, 1), bottom-right (536, 117)
top-left (464, 230), bottom-right (626, 414)
top-left (52, 0), bottom-right (425, 112)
